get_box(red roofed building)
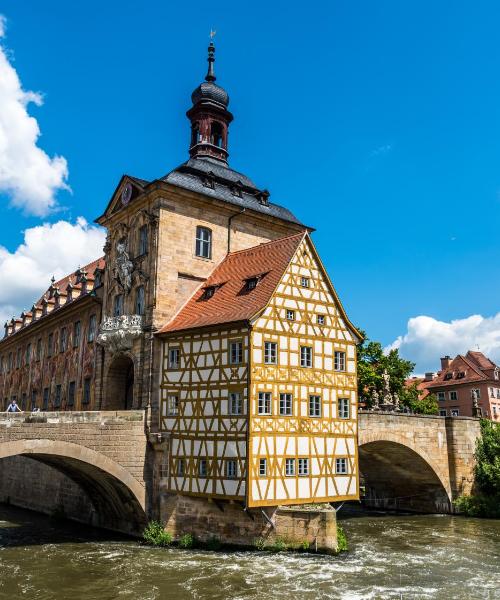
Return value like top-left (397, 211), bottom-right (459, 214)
top-left (423, 352), bottom-right (500, 420)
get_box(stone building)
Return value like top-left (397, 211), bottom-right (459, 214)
top-left (0, 42), bottom-right (360, 527)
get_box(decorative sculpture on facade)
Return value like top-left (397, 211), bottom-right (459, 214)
top-left (97, 315), bottom-right (143, 354)
top-left (114, 240), bottom-right (134, 293)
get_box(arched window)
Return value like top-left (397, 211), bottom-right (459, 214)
top-left (191, 123), bottom-right (201, 146)
top-left (195, 226), bottom-right (212, 259)
top-left (210, 122), bottom-right (224, 148)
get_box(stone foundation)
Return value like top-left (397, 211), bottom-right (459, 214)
top-left (159, 489), bottom-right (338, 553)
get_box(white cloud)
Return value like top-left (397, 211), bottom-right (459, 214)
top-left (0, 15), bottom-right (69, 216)
top-left (0, 218), bottom-right (105, 324)
top-left (370, 144), bottom-right (392, 157)
top-left (387, 314), bottom-right (500, 373)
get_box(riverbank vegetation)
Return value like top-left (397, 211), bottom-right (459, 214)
top-left (455, 419), bottom-right (500, 518)
top-left (142, 521), bottom-right (348, 554)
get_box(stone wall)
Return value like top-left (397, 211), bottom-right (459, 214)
top-left (0, 455), bottom-right (96, 524)
top-left (159, 490), bottom-right (338, 553)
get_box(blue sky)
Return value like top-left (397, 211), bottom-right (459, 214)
top-left (1, 1), bottom-right (500, 372)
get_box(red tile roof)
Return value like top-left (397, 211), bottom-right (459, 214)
top-left (159, 233), bottom-right (306, 334)
top-left (425, 351), bottom-right (497, 389)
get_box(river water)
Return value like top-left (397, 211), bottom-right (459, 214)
top-left (0, 504), bottom-right (498, 600)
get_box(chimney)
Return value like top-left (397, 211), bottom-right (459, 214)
top-left (440, 356), bottom-right (452, 370)
top-left (424, 372), bottom-right (435, 382)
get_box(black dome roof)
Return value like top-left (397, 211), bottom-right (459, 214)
top-left (191, 80), bottom-right (229, 107)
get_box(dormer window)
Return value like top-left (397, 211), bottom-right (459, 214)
top-left (202, 175), bottom-right (215, 190)
top-left (444, 372), bottom-right (453, 381)
top-left (457, 371), bottom-right (466, 379)
top-left (203, 286), bottom-right (216, 300)
top-left (210, 122), bottom-right (224, 148)
top-left (246, 278), bottom-right (258, 291)
top-left (258, 190), bottom-right (270, 206)
top-left (231, 184), bottom-right (243, 198)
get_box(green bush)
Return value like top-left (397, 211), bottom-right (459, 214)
top-left (336, 526), bottom-right (348, 553)
top-left (300, 540), bottom-right (310, 552)
top-left (253, 537), bottom-right (266, 550)
top-left (179, 533), bottom-right (195, 549)
top-left (454, 419), bottom-right (500, 518)
top-left (142, 521), bottom-right (172, 547)
top-left (269, 537), bottom-right (288, 552)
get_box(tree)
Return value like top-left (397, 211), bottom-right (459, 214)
top-left (356, 329), bottom-right (437, 415)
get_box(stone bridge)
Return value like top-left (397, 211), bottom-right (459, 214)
top-left (358, 412), bottom-right (481, 512)
top-left (0, 411), bottom-right (150, 534)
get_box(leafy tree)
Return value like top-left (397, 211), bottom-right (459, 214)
top-left (356, 329), bottom-right (437, 414)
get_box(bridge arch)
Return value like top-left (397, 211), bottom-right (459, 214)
top-left (358, 431), bottom-right (452, 513)
top-left (0, 439), bottom-right (147, 534)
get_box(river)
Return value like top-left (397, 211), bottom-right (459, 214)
top-left (0, 504), bottom-right (498, 600)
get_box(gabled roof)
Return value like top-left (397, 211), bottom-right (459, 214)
top-left (158, 232), bottom-right (362, 340)
top-left (425, 351), bottom-right (495, 389)
top-left (159, 233), bottom-right (306, 334)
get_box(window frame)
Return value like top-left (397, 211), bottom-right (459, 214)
top-left (259, 458), bottom-right (267, 477)
top-left (449, 390), bottom-right (458, 401)
top-left (229, 391), bottom-right (243, 416)
top-left (437, 391), bottom-right (446, 402)
top-left (88, 314), bottom-right (97, 343)
top-left (264, 341), bottom-right (277, 365)
top-left (195, 226), bottom-right (212, 259)
top-left (300, 276), bottom-right (310, 288)
top-left (300, 346), bottom-right (312, 368)
top-left (334, 351), bottom-right (346, 372)
top-left (335, 458), bottom-right (348, 474)
top-left (338, 397), bottom-right (350, 419)
top-left (258, 392), bottom-right (272, 415)
top-left (229, 340), bottom-right (243, 365)
top-left (67, 381), bottom-right (76, 407)
top-left (167, 394), bottom-right (179, 416)
top-left (198, 458), bottom-right (208, 478)
top-left (286, 309), bottom-right (295, 321)
top-left (138, 224), bottom-right (148, 256)
top-left (113, 294), bottom-right (124, 317)
top-left (309, 394), bottom-right (322, 417)
top-left (317, 314), bottom-right (325, 325)
top-left (82, 377), bottom-right (91, 405)
top-left (60, 327), bottom-right (67, 352)
top-left (168, 347), bottom-right (180, 369)
top-left (279, 393), bottom-right (293, 416)
top-left (225, 459), bottom-right (238, 479)
top-left (285, 458), bottom-right (296, 477)
top-left (135, 285), bottom-right (145, 316)
top-left (298, 458), bottom-right (309, 476)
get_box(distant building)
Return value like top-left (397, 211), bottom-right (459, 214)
top-left (408, 351), bottom-right (500, 420)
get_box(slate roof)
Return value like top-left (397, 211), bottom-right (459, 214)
top-left (158, 232), bottom-right (306, 334)
top-left (161, 157), bottom-right (306, 227)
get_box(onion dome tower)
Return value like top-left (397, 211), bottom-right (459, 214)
top-left (187, 41), bottom-right (233, 164)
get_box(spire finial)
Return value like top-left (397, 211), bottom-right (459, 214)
top-left (206, 31), bottom-right (216, 82)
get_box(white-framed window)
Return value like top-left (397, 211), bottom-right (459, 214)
top-left (439, 409), bottom-right (447, 416)
top-left (335, 458), bottom-right (348, 474)
top-left (195, 226), bottom-right (212, 259)
top-left (229, 391), bottom-right (243, 415)
top-left (258, 392), bottom-right (272, 415)
top-left (300, 276), bottom-right (310, 288)
top-left (198, 458), bottom-right (208, 478)
top-left (285, 458), bottom-right (295, 476)
top-left (338, 398), bottom-right (350, 419)
top-left (286, 309), bottom-right (295, 320)
top-left (229, 341), bottom-right (243, 365)
top-left (279, 393), bottom-right (293, 416)
top-left (317, 315), bottom-right (325, 325)
top-left (259, 458), bottom-right (267, 477)
top-left (449, 391), bottom-right (458, 401)
top-left (298, 458), bottom-right (309, 476)
top-left (264, 341), bottom-right (277, 364)
top-left (437, 392), bottom-right (446, 402)
top-left (226, 459), bottom-right (238, 479)
top-left (334, 351), bottom-right (346, 371)
top-left (497, 389), bottom-right (500, 399)
top-left (300, 346), bottom-right (312, 368)
top-left (309, 395), bottom-right (321, 417)
top-left (168, 347), bottom-right (180, 369)
top-left (493, 405), bottom-right (498, 416)
top-left (177, 458), bottom-right (185, 476)
top-left (451, 408), bottom-right (460, 417)
top-left (491, 388), bottom-right (495, 398)
top-left (167, 394), bottom-right (179, 416)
